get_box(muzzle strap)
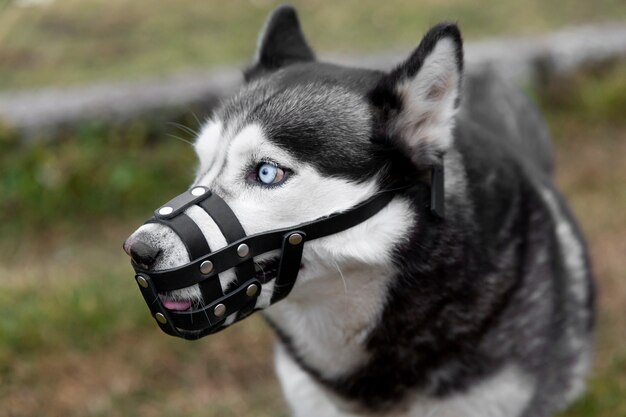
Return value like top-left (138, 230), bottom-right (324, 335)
top-left (148, 214), bottom-right (210, 260)
top-left (197, 193), bottom-right (255, 286)
top-left (144, 189), bottom-right (396, 292)
top-left (197, 192), bottom-right (257, 319)
top-left (146, 213), bottom-right (224, 302)
top-left (134, 272), bottom-right (261, 339)
top-left (133, 188), bottom-right (397, 340)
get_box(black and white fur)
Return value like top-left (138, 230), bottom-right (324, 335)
top-left (125, 6), bottom-right (594, 417)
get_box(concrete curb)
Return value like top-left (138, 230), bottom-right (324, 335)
top-left (1, 23), bottom-right (625, 139)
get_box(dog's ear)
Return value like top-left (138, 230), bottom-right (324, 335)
top-left (369, 23), bottom-right (463, 167)
top-left (244, 5), bottom-right (315, 82)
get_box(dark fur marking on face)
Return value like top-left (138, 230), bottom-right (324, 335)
top-left (219, 62), bottom-right (403, 182)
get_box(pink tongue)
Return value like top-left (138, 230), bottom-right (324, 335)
top-left (162, 299), bottom-right (192, 311)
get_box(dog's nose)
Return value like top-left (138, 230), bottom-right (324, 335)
top-left (128, 240), bottom-right (161, 269)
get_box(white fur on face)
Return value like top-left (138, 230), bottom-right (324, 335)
top-left (127, 122), bottom-right (415, 314)
top-left (194, 119), bottom-right (226, 185)
top-left (394, 38), bottom-right (461, 159)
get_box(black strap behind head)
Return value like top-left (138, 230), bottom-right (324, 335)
top-left (430, 164), bottom-right (445, 219)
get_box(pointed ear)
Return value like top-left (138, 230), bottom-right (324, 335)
top-left (369, 23), bottom-right (463, 167)
top-left (244, 5), bottom-right (315, 82)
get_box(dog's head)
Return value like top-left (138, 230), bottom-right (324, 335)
top-left (124, 5), bottom-right (463, 336)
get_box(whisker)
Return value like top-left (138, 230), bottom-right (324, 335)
top-left (166, 133), bottom-right (195, 147)
top-left (168, 121), bottom-right (200, 137)
top-left (201, 305), bottom-right (212, 325)
top-left (195, 297), bottom-right (205, 310)
top-left (332, 260), bottom-right (349, 293)
top-left (254, 261), bottom-right (267, 281)
top-left (190, 112), bottom-right (203, 130)
top-left (375, 184), bottom-right (410, 195)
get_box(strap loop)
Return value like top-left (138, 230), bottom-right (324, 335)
top-left (154, 186), bottom-right (211, 219)
top-left (271, 231), bottom-right (306, 304)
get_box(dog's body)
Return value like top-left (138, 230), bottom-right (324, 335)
top-left (125, 6), bottom-right (594, 417)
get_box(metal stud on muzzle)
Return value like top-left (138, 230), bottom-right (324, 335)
top-left (130, 185), bottom-right (399, 340)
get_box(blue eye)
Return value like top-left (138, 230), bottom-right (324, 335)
top-left (256, 163), bottom-right (286, 185)
top-left (258, 163), bottom-right (277, 184)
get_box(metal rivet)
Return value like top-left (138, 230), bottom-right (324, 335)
top-left (136, 275), bottom-right (149, 288)
top-left (237, 243), bottom-right (249, 258)
top-left (246, 284), bottom-right (259, 297)
top-left (214, 304), bottom-right (226, 317)
top-left (200, 260), bottom-right (213, 274)
top-left (155, 313), bottom-right (167, 324)
top-left (288, 233), bottom-right (303, 245)
top-left (158, 206), bottom-right (173, 216)
top-left (191, 187), bottom-right (206, 196)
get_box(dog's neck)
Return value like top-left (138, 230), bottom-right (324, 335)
top-left (262, 193), bottom-right (417, 382)
top-left (263, 261), bottom-right (394, 380)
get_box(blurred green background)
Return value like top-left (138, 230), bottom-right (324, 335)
top-left (1, 1), bottom-right (625, 416)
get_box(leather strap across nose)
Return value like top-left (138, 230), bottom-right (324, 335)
top-left (131, 185), bottom-right (397, 340)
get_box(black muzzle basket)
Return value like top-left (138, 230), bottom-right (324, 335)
top-left (131, 186), bottom-right (397, 340)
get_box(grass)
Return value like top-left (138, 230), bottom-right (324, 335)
top-left (0, 118), bottom-right (199, 237)
top-left (0, 226), bottom-right (283, 417)
top-left (1, 0), bottom-right (626, 90)
top-left (0, 112), bottom-right (284, 416)
top-left (1, 0), bottom-right (626, 408)
top-left (0, 62), bottom-right (625, 416)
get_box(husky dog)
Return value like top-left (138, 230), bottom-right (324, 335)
top-left (124, 5), bottom-right (594, 417)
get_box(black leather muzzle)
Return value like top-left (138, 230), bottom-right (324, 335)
top-left (131, 186), bottom-right (398, 340)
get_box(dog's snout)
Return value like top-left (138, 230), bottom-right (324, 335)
top-left (128, 240), bottom-right (161, 269)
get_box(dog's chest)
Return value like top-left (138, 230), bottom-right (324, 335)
top-left (264, 263), bottom-right (393, 379)
top-left (275, 344), bottom-right (535, 417)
